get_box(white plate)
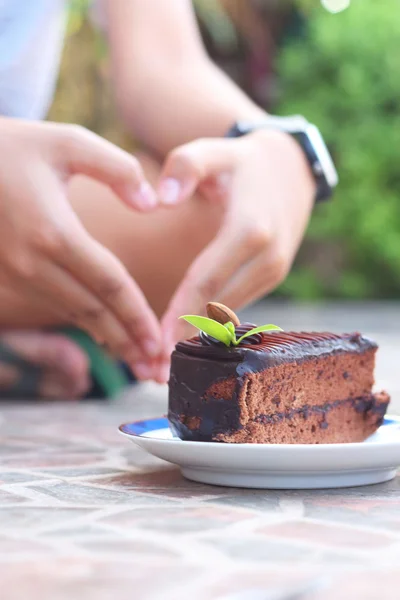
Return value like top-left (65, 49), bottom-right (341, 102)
top-left (119, 415), bottom-right (400, 489)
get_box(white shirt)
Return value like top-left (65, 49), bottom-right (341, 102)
top-left (0, 0), bottom-right (67, 119)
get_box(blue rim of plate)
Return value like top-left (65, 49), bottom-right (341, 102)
top-left (119, 415), bottom-right (400, 438)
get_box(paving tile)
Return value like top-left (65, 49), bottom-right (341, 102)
top-left (206, 491), bottom-right (281, 512)
top-left (28, 481), bottom-right (179, 507)
top-left (0, 507), bottom-right (94, 532)
top-left (34, 467), bottom-right (125, 480)
top-left (40, 524), bottom-right (119, 539)
top-left (0, 536), bottom-right (54, 556)
top-left (122, 448), bottom-right (173, 470)
top-left (77, 538), bottom-right (181, 559)
top-left (0, 489), bottom-right (29, 505)
top-left (101, 506), bottom-right (255, 534)
top-left (200, 535), bottom-right (322, 564)
top-left (0, 444), bottom-right (36, 455)
top-left (90, 468), bottom-right (184, 489)
top-left (302, 496), bottom-right (400, 530)
top-left (203, 568), bottom-right (328, 600)
top-left (0, 471), bottom-right (47, 484)
top-left (28, 482), bottom-right (139, 506)
top-left (91, 468), bottom-right (228, 499)
top-left (260, 519), bottom-right (398, 550)
top-left (305, 569), bottom-right (400, 600)
top-left (0, 558), bottom-right (203, 600)
top-left (1, 452), bottom-right (106, 469)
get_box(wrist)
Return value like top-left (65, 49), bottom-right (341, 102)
top-left (248, 128), bottom-right (316, 201)
top-left (226, 116), bottom-right (337, 203)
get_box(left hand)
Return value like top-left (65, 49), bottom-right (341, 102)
top-left (155, 129), bottom-right (316, 380)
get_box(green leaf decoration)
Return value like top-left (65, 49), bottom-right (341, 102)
top-left (179, 314), bottom-right (283, 348)
top-left (224, 321), bottom-right (236, 342)
top-left (179, 315), bottom-right (232, 346)
top-left (235, 324), bottom-right (283, 346)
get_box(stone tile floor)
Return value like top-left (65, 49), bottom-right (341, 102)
top-left (0, 301), bottom-right (399, 600)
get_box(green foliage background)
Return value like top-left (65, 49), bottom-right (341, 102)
top-left (276, 0), bottom-right (400, 299)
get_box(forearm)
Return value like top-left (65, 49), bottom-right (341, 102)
top-left (120, 60), bottom-right (265, 156)
top-left (104, 0), bottom-right (265, 157)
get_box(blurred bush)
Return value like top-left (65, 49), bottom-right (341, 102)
top-left (276, 0), bottom-right (400, 299)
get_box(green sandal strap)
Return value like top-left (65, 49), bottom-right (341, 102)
top-left (58, 328), bottom-right (130, 398)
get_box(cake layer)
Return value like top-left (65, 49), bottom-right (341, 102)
top-left (215, 392), bottom-right (390, 444)
top-left (170, 392), bottom-right (389, 444)
top-left (207, 350), bottom-right (376, 415)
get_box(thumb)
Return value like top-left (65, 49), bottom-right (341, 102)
top-left (157, 137), bottom-right (242, 206)
top-left (58, 125), bottom-right (157, 212)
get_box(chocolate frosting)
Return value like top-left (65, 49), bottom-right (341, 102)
top-left (168, 330), bottom-right (377, 441)
top-left (175, 329), bottom-right (376, 367)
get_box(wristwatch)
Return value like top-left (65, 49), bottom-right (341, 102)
top-left (225, 115), bottom-right (338, 203)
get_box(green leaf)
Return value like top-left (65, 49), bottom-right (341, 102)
top-left (179, 315), bottom-right (232, 346)
top-left (224, 321), bottom-right (236, 342)
top-left (235, 324), bottom-right (283, 345)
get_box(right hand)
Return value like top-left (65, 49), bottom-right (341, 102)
top-left (0, 118), bottom-right (161, 377)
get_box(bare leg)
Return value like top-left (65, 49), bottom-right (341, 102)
top-left (0, 331), bottom-right (90, 398)
top-left (70, 152), bottom-right (225, 317)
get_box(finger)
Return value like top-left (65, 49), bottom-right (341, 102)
top-left (50, 228), bottom-right (162, 360)
top-left (153, 360), bottom-right (171, 385)
top-left (133, 362), bottom-right (154, 381)
top-left (56, 125), bottom-right (157, 211)
top-left (134, 357), bottom-right (169, 384)
top-left (28, 260), bottom-right (146, 365)
top-left (161, 224), bottom-right (266, 350)
top-left (147, 358), bottom-right (171, 385)
top-left (157, 138), bottom-right (242, 206)
top-left (217, 247), bottom-right (289, 312)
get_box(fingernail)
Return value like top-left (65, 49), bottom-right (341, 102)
top-left (134, 182), bottom-right (157, 210)
top-left (133, 362), bottom-right (152, 380)
top-left (158, 178), bottom-right (181, 205)
top-left (142, 338), bottom-right (160, 358)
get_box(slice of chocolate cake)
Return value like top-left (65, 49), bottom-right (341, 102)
top-left (168, 304), bottom-right (390, 444)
